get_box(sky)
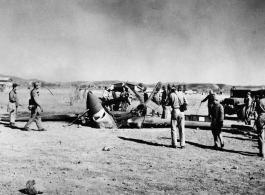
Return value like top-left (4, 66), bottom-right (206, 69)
top-left (0, 0), bottom-right (265, 85)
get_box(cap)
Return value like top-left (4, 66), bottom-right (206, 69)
top-left (178, 85), bottom-right (183, 91)
top-left (171, 84), bottom-right (177, 89)
top-left (247, 92), bottom-right (251, 95)
top-left (12, 83), bottom-right (19, 88)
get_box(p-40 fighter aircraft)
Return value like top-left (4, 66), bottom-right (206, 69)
top-left (81, 82), bottom-right (163, 129)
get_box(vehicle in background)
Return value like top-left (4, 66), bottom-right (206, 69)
top-left (220, 87), bottom-right (264, 121)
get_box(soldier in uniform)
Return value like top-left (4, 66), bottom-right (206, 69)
top-left (120, 86), bottom-right (131, 112)
top-left (201, 90), bottom-right (215, 117)
top-left (24, 82), bottom-right (46, 131)
top-left (161, 85), bottom-right (170, 119)
top-left (244, 92), bottom-right (252, 125)
top-left (167, 84), bottom-right (186, 149)
top-left (8, 83), bottom-right (22, 127)
top-left (255, 90), bottom-right (265, 158)
top-left (210, 96), bottom-right (225, 149)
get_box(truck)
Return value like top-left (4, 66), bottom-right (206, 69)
top-left (220, 87), bottom-right (264, 122)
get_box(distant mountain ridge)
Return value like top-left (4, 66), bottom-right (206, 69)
top-left (0, 74), bottom-right (264, 92)
top-left (0, 74), bottom-right (56, 86)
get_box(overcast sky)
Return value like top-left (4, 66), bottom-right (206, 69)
top-left (0, 0), bottom-right (265, 85)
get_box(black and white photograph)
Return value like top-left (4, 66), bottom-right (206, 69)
top-left (0, 0), bottom-right (265, 194)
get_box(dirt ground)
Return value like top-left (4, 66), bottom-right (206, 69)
top-left (0, 88), bottom-right (265, 194)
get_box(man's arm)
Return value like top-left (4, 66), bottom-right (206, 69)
top-left (219, 105), bottom-right (224, 122)
top-left (183, 95), bottom-right (188, 105)
top-left (201, 95), bottom-right (209, 103)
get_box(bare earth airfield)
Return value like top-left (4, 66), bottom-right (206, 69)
top-left (0, 88), bottom-right (265, 194)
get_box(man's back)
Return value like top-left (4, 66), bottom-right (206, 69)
top-left (168, 91), bottom-right (182, 109)
top-left (211, 103), bottom-right (224, 121)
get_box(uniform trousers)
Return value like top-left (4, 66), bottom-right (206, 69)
top-left (256, 113), bottom-right (265, 156)
top-left (208, 104), bottom-right (214, 117)
top-left (170, 109), bottom-right (185, 147)
top-left (24, 107), bottom-right (43, 130)
top-left (8, 102), bottom-right (17, 124)
top-left (211, 125), bottom-right (224, 146)
top-left (162, 105), bottom-right (170, 119)
top-left (245, 106), bottom-right (251, 125)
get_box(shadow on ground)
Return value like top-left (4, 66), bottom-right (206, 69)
top-left (186, 141), bottom-right (258, 157)
top-left (118, 136), bottom-right (172, 148)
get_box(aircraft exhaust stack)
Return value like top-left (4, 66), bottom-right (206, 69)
top-left (86, 92), bottom-right (117, 129)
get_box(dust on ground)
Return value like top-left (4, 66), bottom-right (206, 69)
top-left (0, 88), bottom-right (264, 194)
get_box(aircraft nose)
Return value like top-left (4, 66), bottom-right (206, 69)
top-left (86, 92), bottom-right (103, 114)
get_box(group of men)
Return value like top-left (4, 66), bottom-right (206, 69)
top-left (8, 82), bottom-right (46, 131)
top-left (7, 82), bottom-right (265, 158)
top-left (159, 84), bottom-right (223, 150)
top-left (200, 90), bottom-right (265, 158)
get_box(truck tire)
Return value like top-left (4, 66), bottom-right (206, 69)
top-left (237, 106), bottom-right (246, 120)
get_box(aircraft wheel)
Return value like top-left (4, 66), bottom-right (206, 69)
top-left (237, 106), bottom-right (246, 120)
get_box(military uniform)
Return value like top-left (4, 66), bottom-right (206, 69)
top-left (24, 82), bottom-right (46, 131)
top-left (210, 99), bottom-right (224, 148)
top-left (244, 93), bottom-right (252, 125)
top-left (161, 88), bottom-right (170, 119)
top-left (255, 96), bottom-right (265, 158)
top-left (201, 92), bottom-right (215, 117)
top-left (8, 83), bottom-right (20, 127)
top-left (167, 87), bottom-right (186, 148)
top-left (120, 88), bottom-right (130, 112)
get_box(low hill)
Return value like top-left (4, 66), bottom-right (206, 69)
top-left (0, 74), bottom-right (58, 87)
top-left (1, 74), bottom-right (264, 92)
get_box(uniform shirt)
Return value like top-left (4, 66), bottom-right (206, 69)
top-left (256, 97), bottom-right (265, 114)
top-left (177, 91), bottom-right (188, 106)
top-left (102, 90), bottom-right (110, 99)
top-left (202, 94), bottom-right (215, 105)
top-left (9, 89), bottom-right (20, 107)
top-left (167, 91), bottom-right (186, 109)
top-left (210, 103), bottom-right (224, 122)
top-left (244, 96), bottom-right (252, 108)
top-left (30, 89), bottom-right (41, 107)
top-left (161, 90), bottom-right (168, 106)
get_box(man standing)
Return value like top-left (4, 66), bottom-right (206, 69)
top-left (177, 85), bottom-right (188, 112)
top-left (201, 90), bottom-right (215, 117)
top-left (167, 84), bottom-right (186, 149)
top-left (24, 82), bottom-right (46, 131)
top-left (244, 92), bottom-right (252, 125)
top-left (8, 83), bottom-right (22, 127)
top-left (161, 85), bottom-right (170, 119)
top-left (255, 90), bottom-right (265, 158)
top-left (120, 86), bottom-right (131, 112)
top-left (210, 96), bottom-right (225, 149)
